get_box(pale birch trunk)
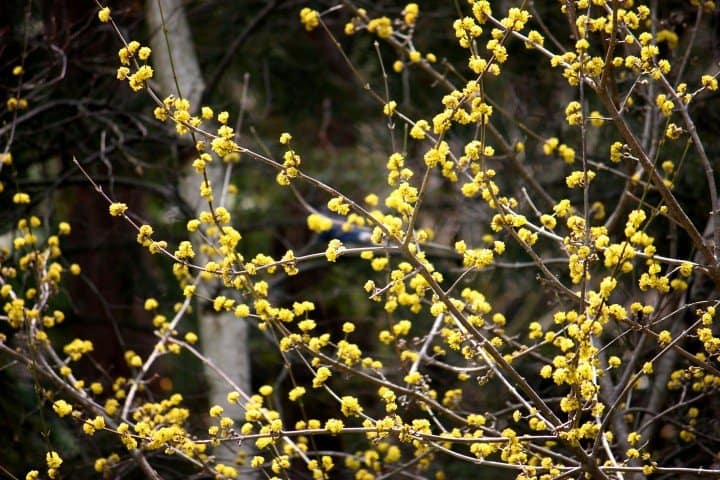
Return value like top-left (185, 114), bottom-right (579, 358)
top-left (145, 0), bottom-right (252, 467)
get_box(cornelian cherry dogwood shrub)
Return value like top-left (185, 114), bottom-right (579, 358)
top-left (3, 1), bottom-right (720, 479)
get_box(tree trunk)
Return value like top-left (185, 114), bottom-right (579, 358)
top-left (145, 0), bottom-right (252, 468)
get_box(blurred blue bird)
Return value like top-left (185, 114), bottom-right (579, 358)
top-left (318, 220), bottom-right (372, 245)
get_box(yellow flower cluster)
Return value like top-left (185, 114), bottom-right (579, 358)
top-left (97, 6), bottom-right (111, 23)
top-left (299, 8), bottom-right (320, 31)
top-left (116, 41), bottom-right (153, 91)
top-left (367, 17), bottom-right (393, 39)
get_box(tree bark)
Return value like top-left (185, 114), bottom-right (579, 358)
top-left (145, 0), bottom-right (252, 468)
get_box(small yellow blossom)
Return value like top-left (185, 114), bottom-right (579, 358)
top-left (565, 170), bottom-right (595, 188)
top-left (13, 192), bottom-right (30, 204)
top-left (403, 3), bottom-right (419, 25)
top-left (307, 213), bottom-right (333, 233)
top-left (404, 371), bottom-right (422, 385)
top-left (52, 400), bottom-right (73, 417)
top-left (340, 395), bottom-right (363, 417)
top-left (98, 6), bottom-right (111, 23)
top-left (665, 123), bottom-right (683, 140)
top-left (565, 101), bottom-right (582, 125)
top-left (383, 101), bottom-right (397, 116)
top-left (288, 386), bottom-right (306, 401)
top-left (313, 367), bottom-right (332, 388)
top-left (701, 75), bottom-right (718, 91)
top-left (144, 298), bottom-right (159, 310)
top-left (410, 120), bottom-right (430, 139)
top-left (325, 418), bottom-right (344, 434)
top-left (138, 46), bottom-right (151, 61)
top-left (300, 8), bottom-right (320, 31)
top-left (542, 137), bottom-right (558, 155)
top-left (627, 431), bottom-right (642, 445)
top-left (127, 65), bottom-right (153, 91)
top-left (46, 451), bottom-right (63, 469)
top-left (368, 16), bottom-right (393, 39)
top-left (642, 362), bottom-right (653, 374)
